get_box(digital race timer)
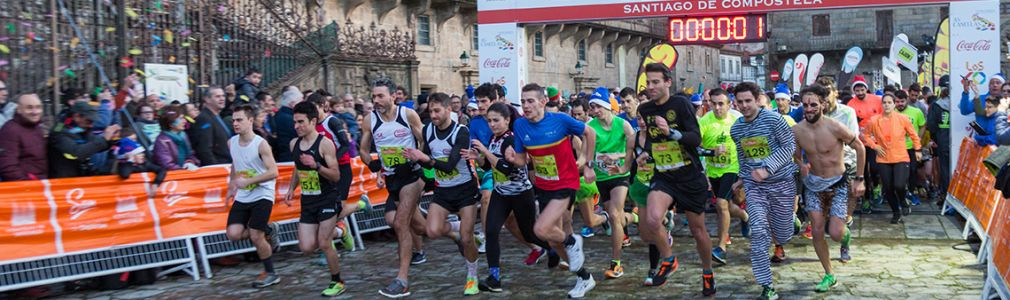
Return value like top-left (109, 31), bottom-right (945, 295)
top-left (667, 14), bottom-right (767, 45)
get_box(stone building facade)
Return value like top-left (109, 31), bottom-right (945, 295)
top-left (320, 1), bottom-right (719, 98)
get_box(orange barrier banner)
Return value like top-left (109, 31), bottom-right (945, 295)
top-left (948, 138), bottom-right (1002, 233)
top-left (991, 195), bottom-right (1010, 285)
top-left (0, 156), bottom-right (387, 262)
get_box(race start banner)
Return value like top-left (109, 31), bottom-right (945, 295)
top-left (0, 158), bottom-right (386, 262)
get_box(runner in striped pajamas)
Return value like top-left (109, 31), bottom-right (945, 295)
top-left (793, 85), bottom-right (866, 294)
top-left (728, 82), bottom-right (798, 300)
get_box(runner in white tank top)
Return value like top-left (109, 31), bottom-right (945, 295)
top-left (223, 105), bottom-right (281, 289)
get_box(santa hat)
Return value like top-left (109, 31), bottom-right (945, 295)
top-left (992, 73), bottom-right (1006, 84)
top-left (116, 138), bottom-right (145, 160)
top-left (851, 75), bottom-right (869, 90)
top-left (547, 86), bottom-right (561, 102)
top-left (467, 97), bottom-right (478, 110)
top-left (589, 87), bottom-right (621, 111)
top-left (774, 83), bottom-right (791, 100)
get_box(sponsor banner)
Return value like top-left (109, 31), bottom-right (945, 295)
top-left (949, 0), bottom-right (999, 172)
top-left (841, 46), bottom-right (863, 73)
top-left (636, 43), bottom-right (679, 94)
top-left (477, 23), bottom-right (526, 107)
top-left (792, 54), bottom-right (808, 90)
top-left (0, 157), bottom-right (387, 262)
top-left (781, 58), bottom-right (794, 82)
top-left (805, 53), bottom-right (824, 86)
top-left (882, 57), bottom-right (901, 84)
top-left (933, 18), bottom-right (950, 90)
top-left (919, 52), bottom-right (934, 90)
top-left (144, 64), bottom-right (190, 104)
top-left (890, 37), bottom-right (919, 71)
top-left (477, 0), bottom-right (962, 24)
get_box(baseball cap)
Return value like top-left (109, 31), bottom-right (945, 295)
top-left (71, 101), bottom-right (99, 122)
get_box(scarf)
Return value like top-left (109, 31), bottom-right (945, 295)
top-left (164, 130), bottom-right (191, 165)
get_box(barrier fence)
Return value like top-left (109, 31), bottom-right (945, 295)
top-left (943, 138), bottom-right (1010, 299)
top-left (0, 156), bottom-right (392, 292)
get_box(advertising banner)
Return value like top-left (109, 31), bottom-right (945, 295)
top-left (477, 23), bottom-right (527, 107)
top-left (636, 43), bottom-right (679, 94)
top-left (933, 18), bottom-right (951, 90)
top-left (792, 54), bottom-right (808, 90)
top-left (0, 157), bottom-right (387, 262)
top-left (890, 37), bottom-right (919, 71)
top-left (805, 53), bottom-right (825, 86)
top-left (781, 58), bottom-right (794, 83)
top-left (949, 0), bottom-right (1000, 171)
top-left (144, 64), bottom-right (190, 104)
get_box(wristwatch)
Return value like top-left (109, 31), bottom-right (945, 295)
top-left (853, 176), bottom-right (865, 181)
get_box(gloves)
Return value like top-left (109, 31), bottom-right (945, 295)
top-left (183, 162), bottom-right (199, 171)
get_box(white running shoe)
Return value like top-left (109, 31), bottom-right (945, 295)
top-left (565, 234), bottom-right (585, 272)
top-left (567, 274), bottom-right (596, 298)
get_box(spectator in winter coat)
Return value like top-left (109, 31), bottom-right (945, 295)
top-left (273, 89), bottom-right (303, 162)
top-left (0, 94), bottom-right (47, 181)
top-left (0, 80), bottom-right (14, 128)
top-left (153, 108), bottom-right (199, 171)
top-left (232, 68), bottom-right (262, 107)
top-left (186, 87), bottom-right (232, 165)
top-left (48, 102), bottom-right (121, 178)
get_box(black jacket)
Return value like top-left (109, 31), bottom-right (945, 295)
top-left (186, 108), bottom-right (232, 165)
top-left (48, 127), bottom-right (114, 178)
top-left (926, 98), bottom-right (951, 155)
top-left (117, 160), bottom-right (167, 185)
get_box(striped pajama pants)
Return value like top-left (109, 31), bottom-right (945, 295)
top-left (743, 179), bottom-right (796, 286)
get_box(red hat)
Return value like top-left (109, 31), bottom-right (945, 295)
top-left (851, 75), bottom-right (868, 90)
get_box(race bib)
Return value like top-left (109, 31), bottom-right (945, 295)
top-left (238, 169), bottom-right (259, 191)
top-left (709, 152), bottom-right (732, 169)
top-left (652, 141), bottom-right (685, 171)
top-left (298, 170), bottom-right (321, 195)
top-left (594, 152), bottom-right (625, 174)
top-left (434, 157), bottom-right (461, 180)
top-left (636, 162), bottom-right (655, 183)
top-left (532, 154), bottom-right (560, 181)
top-left (741, 136), bottom-right (771, 163)
top-left (492, 168), bottom-right (509, 183)
top-left (379, 146), bottom-right (407, 168)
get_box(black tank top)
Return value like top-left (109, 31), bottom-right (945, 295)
top-left (293, 135), bottom-right (336, 200)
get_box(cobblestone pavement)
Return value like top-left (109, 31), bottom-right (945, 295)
top-left (48, 211), bottom-right (983, 300)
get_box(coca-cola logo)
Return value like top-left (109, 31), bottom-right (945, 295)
top-left (956, 40), bottom-right (992, 52)
top-left (484, 58), bottom-right (511, 69)
top-left (394, 128), bottom-right (409, 138)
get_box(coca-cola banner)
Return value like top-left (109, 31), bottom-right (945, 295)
top-left (949, 0), bottom-right (1000, 171)
top-left (477, 23), bottom-right (527, 107)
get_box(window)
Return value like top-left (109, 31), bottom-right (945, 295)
top-left (605, 43), bottom-right (614, 64)
top-left (417, 15), bottom-right (431, 45)
top-left (812, 14), bottom-right (830, 36)
top-left (876, 10), bottom-right (893, 43)
top-left (705, 53), bottom-right (711, 69)
top-left (687, 50), bottom-right (694, 67)
top-left (578, 40), bottom-right (586, 61)
top-left (534, 31), bottom-right (544, 57)
top-left (472, 24), bottom-right (479, 51)
top-left (721, 59), bottom-right (726, 74)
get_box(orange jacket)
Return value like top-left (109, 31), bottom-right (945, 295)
top-left (862, 113), bottom-right (920, 164)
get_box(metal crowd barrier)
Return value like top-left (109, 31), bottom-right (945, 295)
top-left (348, 193), bottom-right (433, 250)
top-left (195, 220), bottom-right (300, 279)
top-left (0, 238), bottom-right (199, 292)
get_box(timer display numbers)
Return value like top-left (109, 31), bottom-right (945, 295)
top-left (668, 14), bottom-right (767, 45)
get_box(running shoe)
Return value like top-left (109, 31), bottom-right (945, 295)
top-left (525, 248), bottom-right (546, 266)
top-left (794, 216), bottom-right (802, 235)
top-left (622, 235), bottom-right (632, 248)
top-left (891, 214), bottom-right (903, 224)
top-left (814, 274), bottom-right (837, 293)
top-left (702, 273), bottom-right (716, 297)
top-left (411, 251), bottom-right (427, 265)
top-left (321, 281), bottom-right (346, 297)
top-left (601, 211), bottom-right (612, 236)
top-left (650, 257), bottom-right (679, 286)
top-left (740, 220), bottom-right (750, 237)
top-left (909, 193), bottom-right (921, 206)
top-left (567, 274), bottom-right (596, 298)
top-left (643, 270), bottom-right (656, 286)
top-left (565, 235), bottom-right (585, 272)
top-left (770, 245), bottom-right (786, 263)
top-left (604, 261), bottom-right (624, 279)
top-left (479, 275), bottom-right (503, 292)
top-left (266, 222), bottom-right (281, 253)
top-left (839, 246), bottom-right (851, 263)
top-left (873, 186), bottom-right (882, 205)
top-left (580, 226), bottom-right (595, 238)
top-left (358, 195), bottom-right (373, 212)
top-left (476, 232), bottom-right (486, 254)
top-left (547, 249), bottom-right (561, 269)
top-left (839, 228), bottom-right (852, 263)
top-left (902, 200), bottom-right (912, 216)
top-left (758, 285), bottom-right (779, 300)
top-left (378, 278), bottom-right (410, 298)
top-left (803, 224), bottom-right (812, 239)
top-left (711, 247), bottom-right (727, 265)
top-left (665, 210), bottom-right (676, 233)
top-left (252, 272), bottom-right (280, 288)
top-left (846, 215), bottom-right (854, 227)
top-left (338, 222), bottom-right (355, 251)
top-left (464, 276), bottom-right (479, 295)
top-left (861, 198), bottom-right (873, 215)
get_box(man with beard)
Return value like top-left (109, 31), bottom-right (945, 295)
top-left (793, 85), bottom-right (866, 294)
top-left (813, 77), bottom-right (861, 261)
top-left (845, 75), bottom-right (882, 210)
